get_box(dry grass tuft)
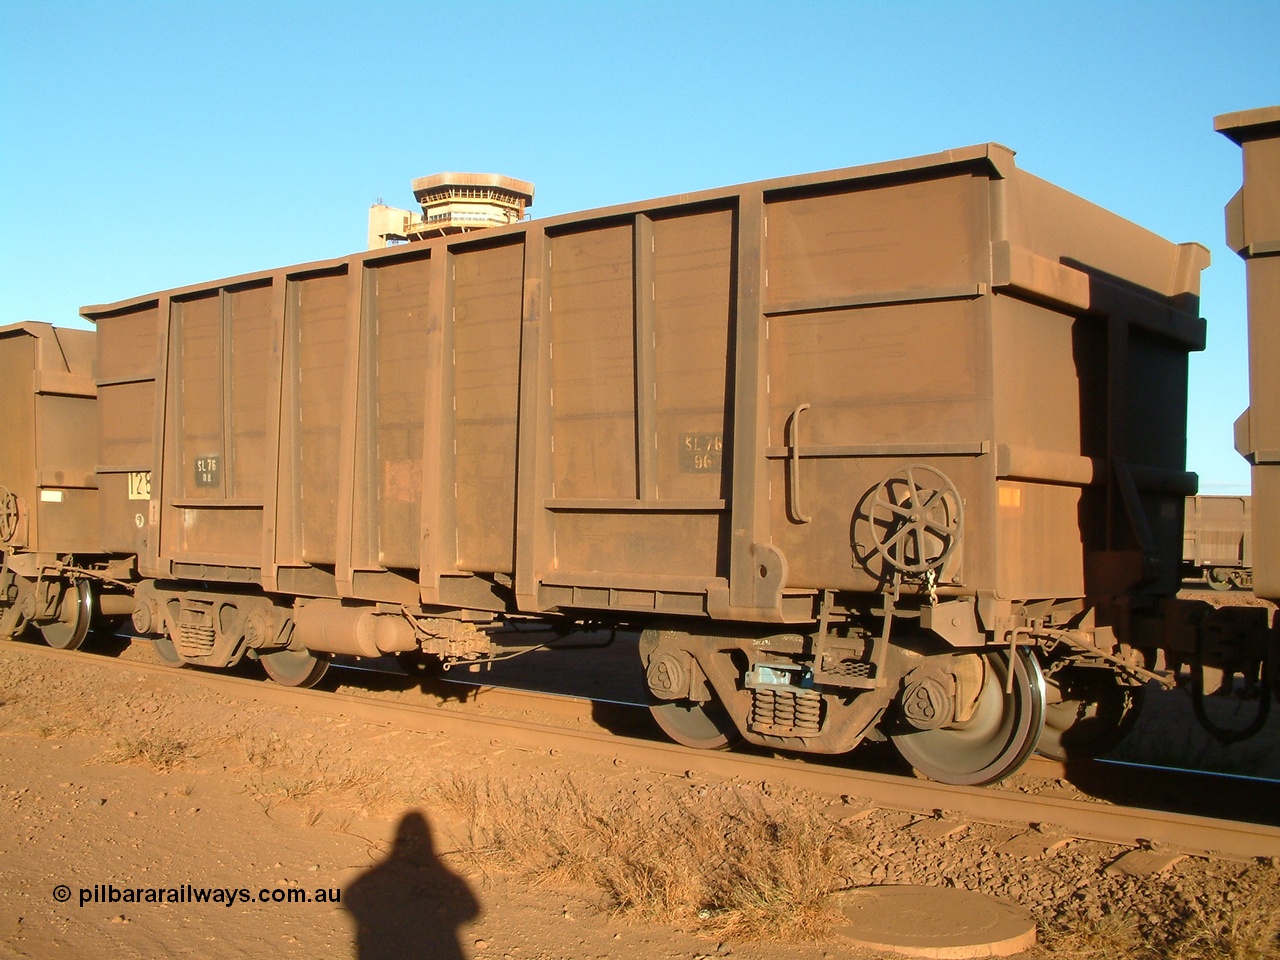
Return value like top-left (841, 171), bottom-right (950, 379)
top-left (1159, 881), bottom-right (1280, 960)
top-left (433, 772), bottom-right (1280, 954)
top-left (103, 735), bottom-right (190, 772)
top-left (33, 720), bottom-right (81, 739)
top-left (1038, 914), bottom-right (1143, 960)
top-left (1038, 878), bottom-right (1280, 960)
top-left (432, 773), bottom-right (857, 940)
top-left (243, 731), bottom-right (390, 811)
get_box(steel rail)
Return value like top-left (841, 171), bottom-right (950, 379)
top-left (338, 656), bottom-right (1086, 778)
top-left (4, 640), bottom-right (1277, 860)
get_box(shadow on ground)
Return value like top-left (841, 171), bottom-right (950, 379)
top-left (344, 810), bottom-right (480, 960)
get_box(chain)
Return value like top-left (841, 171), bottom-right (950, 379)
top-left (924, 568), bottom-right (938, 606)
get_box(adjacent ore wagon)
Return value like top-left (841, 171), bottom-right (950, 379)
top-left (1220, 107), bottom-right (1280, 612)
top-left (70, 142), bottom-right (1209, 784)
top-left (1182, 495), bottom-right (1252, 590)
top-left (0, 323), bottom-right (133, 646)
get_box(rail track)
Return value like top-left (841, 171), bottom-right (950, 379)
top-left (4, 636), bottom-right (1278, 861)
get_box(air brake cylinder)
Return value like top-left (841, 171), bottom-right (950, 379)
top-left (292, 601), bottom-right (418, 658)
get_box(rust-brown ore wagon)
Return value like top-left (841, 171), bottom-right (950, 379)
top-left (1219, 105), bottom-right (1280, 705)
top-left (1182, 495), bottom-right (1252, 590)
top-left (0, 323), bottom-right (132, 647)
top-left (83, 143), bottom-right (1207, 783)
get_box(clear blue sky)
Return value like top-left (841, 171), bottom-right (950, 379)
top-left (2, 1), bottom-right (1276, 493)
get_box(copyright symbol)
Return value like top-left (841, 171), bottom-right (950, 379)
top-left (52, 885), bottom-right (71, 902)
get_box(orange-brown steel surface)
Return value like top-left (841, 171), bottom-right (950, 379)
top-left (1218, 106), bottom-right (1280, 603)
top-left (1182, 495), bottom-right (1251, 572)
top-left (82, 144), bottom-right (1207, 624)
top-left (94, 302), bottom-right (159, 558)
top-left (0, 323), bottom-right (99, 555)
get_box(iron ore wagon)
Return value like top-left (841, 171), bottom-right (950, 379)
top-left (1182, 495), bottom-right (1253, 591)
top-left (4, 141), bottom-right (1214, 784)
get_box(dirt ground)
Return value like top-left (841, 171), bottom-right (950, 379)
top-left (0, 638), bottom-right (1277, 960)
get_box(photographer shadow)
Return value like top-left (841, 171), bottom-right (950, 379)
top-left (345, 810), bottom-right (480, 960)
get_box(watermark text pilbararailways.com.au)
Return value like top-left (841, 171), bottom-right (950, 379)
top-left (53, 884), bottom-right (340, 908)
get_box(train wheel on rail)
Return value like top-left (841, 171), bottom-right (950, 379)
top-left (1206, 567), bottom-right (1233, 592)
top-left (649, 696), bottom-right (742, 750)
top-left (260, 648), bottom-right (330, 688)
top-left (151, 635), bottom-right (186, 668)
top-left (891, 648), bottom-right (1045, 786)
top-left (38, 580), bottom-right (92, 651)
top-left (1037, 667), bottom-right (1142, 761)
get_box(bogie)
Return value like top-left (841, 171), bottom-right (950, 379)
top-left (640, 622), bottom-right (1054, 785)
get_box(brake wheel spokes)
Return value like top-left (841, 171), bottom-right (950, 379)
top-left (868, 466), bottom-right (963, 575)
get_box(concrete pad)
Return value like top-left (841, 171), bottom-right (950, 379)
top-left (995, 830), bottom-right (1071, 861)
top-left (837, 800), bottom-right (878, 825)
top-left (1104, 849), bottom-right (1187, 877)
top-left (909, 818), bottom-right (968, 842)
top-left (834, 885), bottom-right (1036, 959)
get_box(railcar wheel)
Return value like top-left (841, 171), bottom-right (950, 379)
top-left (260, 648), bottom-right (330, 688)
top-left (891, 648), bottom-right (1045, 786)
top-left (1037, 668), bottom-right (1142, 761)
top-left (1206, 567), bottom-right (1233, 592)
top-left (649, 697), bottom-right (742, 750)
top-left (151, 635), bottom-right (185, 667)
top-left (39, 581), bottom-right (92, 651)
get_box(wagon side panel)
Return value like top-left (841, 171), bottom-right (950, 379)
top-left (156, 282), bottom-right (274, 568)
top-left (760, 170), bottom-right (998, 598)
top-left (273, 268), bottom-right (351, 575)
top-left (92, 304), bottom-right (161, 560)
top-left (350, 253), bottom-right (432, 576)
top-left (451, 240), bottom-right (524, 575)
top-left (0, 330), bottom-right (39, 551)
top-left (534, 208), bottom-right (736, 611)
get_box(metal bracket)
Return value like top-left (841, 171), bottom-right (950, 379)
top-left (1041, 627), bottom-right (1173, 689)
top-left (809, 588), bottom-right (889, 690)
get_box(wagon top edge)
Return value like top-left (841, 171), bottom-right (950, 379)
top-left (0, 320), bottom-right (61, 340)
top-left (1214, 105), bottom-right (1280, 144)
top-left (78, 142), bottom-right (1012, 317)
top-left (79, 138), bottom-right (1191, 320)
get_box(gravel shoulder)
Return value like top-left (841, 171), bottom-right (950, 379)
top-left (0, 640), bottom-right (1277, 960)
